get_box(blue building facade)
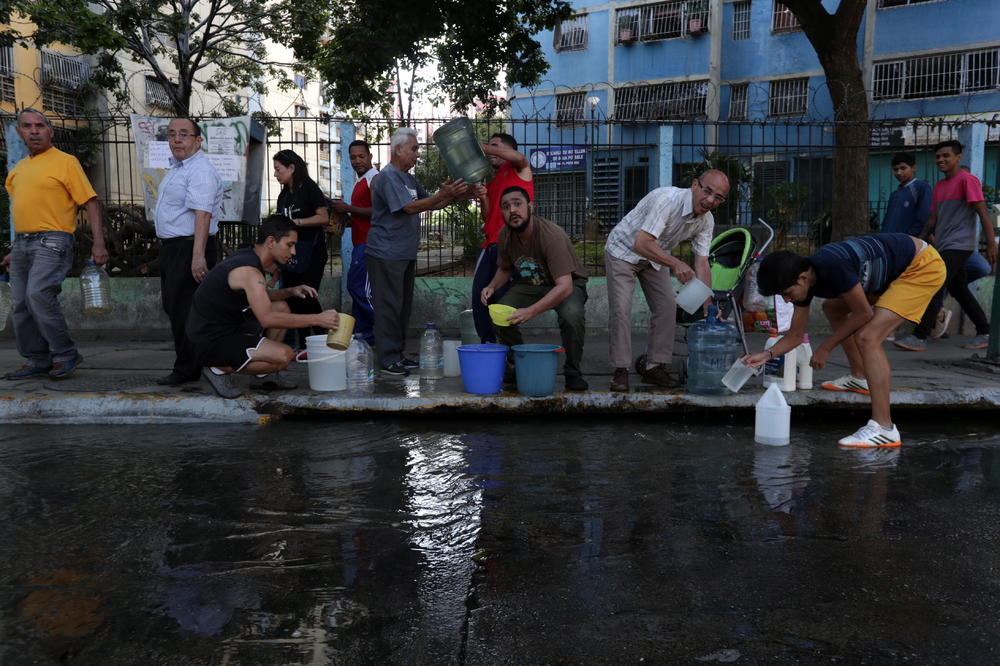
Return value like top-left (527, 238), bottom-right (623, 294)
top-left (510, 0), bottom-right (1000, 232)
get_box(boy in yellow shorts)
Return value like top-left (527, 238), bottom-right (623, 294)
top-left (741, 234), bottom-right (945, 447)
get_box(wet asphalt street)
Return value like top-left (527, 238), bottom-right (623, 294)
top-left (2, 417), bottom-right (1000, 664)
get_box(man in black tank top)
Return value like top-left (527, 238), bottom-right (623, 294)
top-left (187, 215), bottom-right (340, 397)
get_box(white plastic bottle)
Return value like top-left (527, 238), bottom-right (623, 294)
top-left (0, 273), bottom-right (11, 331)
top-left (346, 335), bottom-right (374, 392)
top-left (763, 332), bottom-right (796, 392)
top-left (419, 323), bottom-right (444, 379)
top-left (796, 333), bottom-right (813, 390)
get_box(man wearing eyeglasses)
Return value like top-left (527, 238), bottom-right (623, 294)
top-left (604, 170), bottom-right (730, 391)
top-left (153, 117), bottom-right (224, 386)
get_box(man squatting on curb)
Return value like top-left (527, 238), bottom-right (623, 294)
top-left (186, 215), bottom-right (340, 398)
top-left (742, 233), bottom-right (946, 449)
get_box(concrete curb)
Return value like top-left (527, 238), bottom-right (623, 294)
top-left (0, 393), bottom-right (268, 425)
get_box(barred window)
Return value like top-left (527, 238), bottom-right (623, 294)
top-left (554, 15), bottom-right (589, 52)
top-left (555, 92), bottom-right (585, 127)
top-left (40, 51), bottom-right (89, 116)
top-left (878, 0), bottom-right (939, 7)
top-left (617, 1), bottom-right (711, 45)
top-left (873, 48), bottom-right (999, 100)
top-left (768, 78), bottom-right (808, 116)
top-left (295, 105), bottom-right (309, 118)
top-left (615, 80), bottom-right (709, 121)
top-left (732, 1), bottom-right (751, 41)
top-left (729, 83), bottom-right (749, 120)
top-left (772, 2), bottom-right (801, 34)
top-left (145, 77), bottom-right (175, 111)
top-left (0, 45), bottom-right (13, 105)
top-left (294, 131), bottom-right (306, 143)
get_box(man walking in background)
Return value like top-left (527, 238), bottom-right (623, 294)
top-left (2, 108), bottom-right (108, 380)
top-left (154, 117), bottom-right (224, 386)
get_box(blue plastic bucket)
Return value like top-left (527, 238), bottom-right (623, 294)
top-left (457, 344), bottom-right (508, 394)
top-left (512, 344), bottom-right (564, 397)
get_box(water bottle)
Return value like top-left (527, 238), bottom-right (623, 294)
top-left (0, 273), bottom-right (11, 331)
top-left (686, 306), bottom-right (741, 395)
top-left (432, 118), bottom-right (492, 184)
top-left (796, 333), bottom-right (813, 390)
top-left (419, 322), bottom-right (444, 379)
top-left (346, 334), bottom-right (374, 392)
top-left (763, 332), bottom-right (797, 392)
top-left (80, 260), bottom-right (112, 315)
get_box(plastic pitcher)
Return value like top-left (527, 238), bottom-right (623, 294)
top-left (721, 358), bottom-right (760, 393)
top-left (512, 344), bottom-right (564, 397)
top-left (755, 383), bottom-right (791, 446)
top-left (296, 334), bottom-right (347, 391)
top-left (675, 277), bottom-right (712, 315)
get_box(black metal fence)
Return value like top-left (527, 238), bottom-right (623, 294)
top-left (2, 114), bottom-right (997, 277)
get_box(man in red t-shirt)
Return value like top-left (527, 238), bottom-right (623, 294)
top-left (473, 133), bottom-right (533, 343)
top-left (331, 140), bottom-right (379, 345)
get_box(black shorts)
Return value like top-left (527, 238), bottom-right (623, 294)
top-left (192, 317), bottom-right (265, 371)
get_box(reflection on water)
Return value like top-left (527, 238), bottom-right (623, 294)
top-left (2, 419), bottom-right (1000, 663)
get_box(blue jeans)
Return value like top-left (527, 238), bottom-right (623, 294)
top-left (10, 231), bottom-right (77, 367)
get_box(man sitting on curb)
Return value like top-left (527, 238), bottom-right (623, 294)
top-left (187, 214), bottom-right (340, 398)
top-left (741, 233), bottom-right (945, 448)
top-left (480, 186), bottom-right (589, 391)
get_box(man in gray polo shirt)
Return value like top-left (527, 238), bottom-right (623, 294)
top-left (367, 128), bottom-right (473, 375)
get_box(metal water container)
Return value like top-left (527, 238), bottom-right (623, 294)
top-left (432, 117), bottom-right (492, 184)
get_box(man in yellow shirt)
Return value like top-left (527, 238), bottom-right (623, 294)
top-left (2, 108), bottom-right (107, 380)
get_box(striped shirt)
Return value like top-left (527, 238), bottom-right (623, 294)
top-left (605, 186), bottom-right (714, 269)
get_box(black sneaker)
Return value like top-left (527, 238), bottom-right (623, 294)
top-left (381, 361), bottom-right (410, 376)
top-left (564, 375), bottom-right (589, 391)
top-left (400, 357), bottom-right (419, 369)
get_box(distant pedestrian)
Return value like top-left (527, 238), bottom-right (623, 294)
top-left (367, 127), bottom-right (473, 376)
top-left (880, 152), bottom-right (931, 237)
top-left (744, 234), bottom-right (945, 448)
top-left (273, 149), bottom-right (331, 349)
top-left (2, 108), bottom-right (107, 380)
top-left (187, 215), bottom-right (341, 398)
top-left (472, 132), bottom-right (533, 343)
top-left (154, 117), bottom-right (223, 386)
top-left (893, 140), bottom-right (996, 352)
top-left (481, 186), bottom-right (589, 391)
top-left (603, 170), bottom-right (729, 392)
top-left (330, 140), bottom-right (378, 346)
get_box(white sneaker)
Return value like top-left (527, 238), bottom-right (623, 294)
top-left (930, 308), bottom-right (952, 340)
top-left (837, 419), bottom-right (902, 448)
top-left (820, 374), bottom-right (870, 395)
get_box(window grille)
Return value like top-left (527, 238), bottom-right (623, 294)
top-left (615, 80), bottom-right (709, 121)
top-left (617, 1), bottom-right (711, 44)
top-left (0, 46), bottom-right (13, 103)
top-left (768, 78), bottom-right (808, 116)
top-left (295, 105), bottom-right (309, 118)
top-left (319, 140), bottom-right (331, 159)
top-left (878, 0), bottom-right (939, 7)
top-left (772, 2), bottom-right (801, 34)
top-left (593, 156), bottom-right (622, 227)
top-left (42, 86), bottom-right (84, 116)
top-left (732, 1), bottom-right (751, 41)
top-left (873, 48), bottom-right (1000, 100)
top-left (555, 92), bottom-right (585, 127)
top-left (145, 77), bottom-right (175, 111)
top-left (554, 14), bottom-right (589, 52)
top-left (40, 51), bottom-right (89, 89)
top-left (320, 166), bottom-right (331, 181)
top-left (729, 83), bottom-right (749, 120)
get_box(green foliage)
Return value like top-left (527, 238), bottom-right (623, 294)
top-left (767, 182), bottom-right (811, 250)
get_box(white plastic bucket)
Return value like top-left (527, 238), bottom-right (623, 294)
top-left (296, 334), bottom-right (347, 391)
top-left (443, 340), bottom-right (462, 377)
top-left (676, 277), bottom-right (713, 315)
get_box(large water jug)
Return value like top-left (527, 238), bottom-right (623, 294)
top-left (686, 306), bottom-right (741, 395)
top-left (0, 273), bottom-right (11, 330)
top-left (419, 322), bottom-right (444, 379)
top-left (80, 261), bottom-right (112, 315)
top-left (432, 118), bottom-right (492, 184)
top-left (346, 334), bottom-right (375, 392)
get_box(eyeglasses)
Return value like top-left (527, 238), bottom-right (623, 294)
top-left (697, 177), bottom-right (727, 204)
top-left (167, 131), bottom-right (196, 139)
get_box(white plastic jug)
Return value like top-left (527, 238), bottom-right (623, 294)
top-left (296, 334), bottom-right (347, 391)
top-left (675, 277), bottom-right (713, 315)
top-left (755, 382), bottom-right (791, 446)
top-left (443, 339), bottom-right (462, 377)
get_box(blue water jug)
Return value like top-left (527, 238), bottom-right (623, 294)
top-left (686, 306), bottom-right (741, 395)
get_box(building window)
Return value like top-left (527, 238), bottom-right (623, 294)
top-left (555, 92), bottom-right (586, 127)
top-left (40, 51), bottom-right (89, 116)
top-left (615, 80), bottom-right (709, 121)
top-left (294, 104), bottom-right (309, 118)
top-left (319, 140), bottom-right (330, 159)
top-left (772, 2), bottom-right (801, 34)
top-left (878, 0), bottom-right (939, 7)
top-left (729, 83), bottom-right (749, 120)
top-left (554, 14), bottom-right (588, 52)
top-left (768, 78), bottom-right (808, 116)
top-left (145, 77), bottom-right (176, 111)
top-left (294, 131), bottom-right (306, 143)
top-left (294, 74), bottom-right (306, 89)
top-left (0, 45), bottom-right (14, 105)
top-left (320, 166), bottom-right (331, 181)
top-left (617, 1), bottom-right (711, 44)
top-left (732, 2), bottom-right (751, 41)
top-left (873, 48), bottom-right (999, 101)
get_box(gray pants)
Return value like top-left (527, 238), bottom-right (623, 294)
top-left (367, 255), bottom-right (415, 368)
top-left (10, 231), bottom-right (77, 367)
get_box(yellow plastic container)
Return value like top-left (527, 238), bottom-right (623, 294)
top-left (488, 304), bottom-right (516, 327)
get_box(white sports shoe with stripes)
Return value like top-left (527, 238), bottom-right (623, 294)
top-left (820, 374), bottom-right (870, 395)
top-left (837, 419), bottom-right (902, 448)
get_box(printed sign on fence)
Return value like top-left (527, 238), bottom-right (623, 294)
top-left (528, 145), bottom-right (587, 171)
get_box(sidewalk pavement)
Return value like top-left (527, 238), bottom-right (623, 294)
top-left (0, 330), bottom-right (998, 424)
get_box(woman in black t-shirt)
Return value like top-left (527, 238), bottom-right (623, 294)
top-left (274, 149), bottom-right (330, 347)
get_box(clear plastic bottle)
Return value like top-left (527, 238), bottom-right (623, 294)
top-left (796, 333), bottom-right (813, 390)
top-left (0, 273), bottom-right (11, 331)
top-left (346, 334), bottom-right (374, 392)
top-left (80, 261), bottom-right (112, 315)
top-left (763, 332), bottom-right (797, 392)
top-left (419, 322), bottom-right (444, 379)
